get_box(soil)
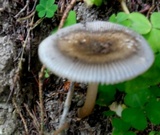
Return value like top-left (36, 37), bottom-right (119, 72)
top-left (0, 0), bottom-right (159, 135)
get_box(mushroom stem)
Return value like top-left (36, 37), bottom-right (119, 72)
top-left (118, 0), bottom-right (130, 14)
top-left (78, 83), bottom-right (98, 118)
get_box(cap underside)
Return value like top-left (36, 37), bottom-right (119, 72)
top-left (38, 21), bottom-right (154, 84)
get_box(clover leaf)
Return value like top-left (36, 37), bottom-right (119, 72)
top-left (144, 28), bottom-right (160, 53)
top-left (36, 0), bottom-right (58, 18)
top-left (122, 108), bottom-right (147, 130)
top-left (109, 12), bottom-right (131, 27)
top-left (124, 89), bottom-right (151, 108)
top-left (109, 12), bottom-right (152, 34)
top-left (97, 85), bottom-right (116, 106)
top-left (92, 0), bottom-right (103, 6)
top-left (112, 118), bottom-right (131, 132)
top-left (84, 0), bottom-right (103, 6)
top-left (145, 99), bottom-right (160, 124)
top-left (128, 12), bottom-right (151, 34)
top-left (150, 12), bottom-right (160, 29)
top-left (63, 10), bottom-right (77, 27)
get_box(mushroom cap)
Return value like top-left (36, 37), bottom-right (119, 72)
top-left (38, 21), bottom-right (154, 84)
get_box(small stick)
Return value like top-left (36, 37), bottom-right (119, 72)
top-left (54, 123), bottom-right (69, 135)
top-left (30, 18), bottom-right (44, 30)
top-left (146, 0), bottom-right (155, 18)
top-left (59, 82), bottom-right (75, 128)
top-left (7, 0), bottom-right (40, 102)
top-left (14, 0), bottom-right (30, 18)
top-left (17, 11), bottom-right (36, 22)
top-left (38, 65), bottom-right (46, 135)
top-left (58, 0), bottom-right (76, 29)
top-left (24, 103), bottom-right (40, 131)
top-left (13, 98), bottom-right (29, 135)
top-left (28, 0), bottom-right (38, 14)
top-left (38, 1), bottom-right (77, 134)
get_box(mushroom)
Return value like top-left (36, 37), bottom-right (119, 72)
top-left (38, 21), bottom-right (154, 118)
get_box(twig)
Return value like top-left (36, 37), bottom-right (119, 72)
top-left (24, 103), bottom-right (40, 131)
top-left (7, 18), bottom-right (31, 104)
top-left (38, 65), bottom-right (46, 135)
top-left (28, 0), bottom-right (38, 14)
top-left (56, 1), bottom-right (76, 133)
top-left (14, 0), bottom-right (30, 18)
top-left (30, 18), bottom-right (44, 30)
top-left (6, 69), bottom-right (20, 103)
top-left (146, 4), bottom-right (155, 18)
top-left (59, 82), bottom-right (75, 128)
top-left (13, 98), bottom-right (29, 135)
top-left (17, 11), bottom-right (36, 22)
top-left (7, 0), bottom-right (40, 102)
top-left (54, 123), bottom-right (69, 135)
top-left (58, 0), bottom-right (66, 13)
top-left (38, 1), bottom-right (77, 134)
top-left (58, 0), bottom-right (76, 29)
top-left (156, 0), bottom-right (160, 11)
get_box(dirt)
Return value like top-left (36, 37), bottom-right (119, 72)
top-left (0, 0), bottom-right (159, 135)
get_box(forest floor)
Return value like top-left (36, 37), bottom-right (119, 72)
top-left (0, 0), bottom-right (159, 135)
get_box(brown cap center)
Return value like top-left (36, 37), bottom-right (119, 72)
top-left (57, 30), bottom-right (139, 64)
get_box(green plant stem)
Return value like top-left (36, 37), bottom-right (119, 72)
top-left (119, 0), bottom-right (130, 14)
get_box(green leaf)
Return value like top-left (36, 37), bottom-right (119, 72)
top-left (124, 76), bottom-right (150, 93)
top-left (116, 12), bottom-right (131, 27)
top-left (144, 28), bottom-right (160, 52)
top-left (116, 12), bottom-right (129, 23)
top-left (145, 99), bottom-right (160, 124)
top-left (150, 12), bottom-right (160, 29)
top-left (149, 131), bottom-right (160, 135)
top-left (40, 0), bottom-right (47, 6)
top-left (47, 0), bottom-right (54, 6)
top-left (44, 69), bottom-right (50, 78)
top-left (128, 12), bottom-right (151, 34)
top-left (51, 10), bottom-right (76, 34)
top-left (96, 85), bottom-right (116, 106)
top-left (103, 110), bottom-right (115, 116)
top-left (112, 130), bottom-right (136, 135)
top-left (120, 20), bottom-right (132, 27)
top-left (112, 118), bottom-right (131, 131)
top-left (112, 129), bottom-right (125, 135)
top-left (124, 132), bottom-right (136, 135)
top-left (154, 53), bottom-right (160, 68)
top-left (92, 0), bottom-right (103, 6)
top-left (149, 86), bottom-right (160, 97)
top-left (46, 4), bottom-right (58, 18)
top-left (63, 10), bottom-right (77, 27)
top-left (109, 14), bottom-right (116, 22)
top-left (149, 131), bottom-right (156, 135)
top-left (115, 83), bottom-right (125, 92)
top-left (38, 10), bottom-right (46, 18)
top-left (36, 0), bottom-right (57, 18)
top-left (36, 5), bottom-right (45, 12)
top-left (124, 89), bottom-right (151, 108)
top-left (109, 12), bottom-right (131, 27)
top-left (122, 108), bottom-right (147, 130)
top-left (141, 53), bottom-right (160, 81)
top-left (124, 53), bottom-right (160, 93)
